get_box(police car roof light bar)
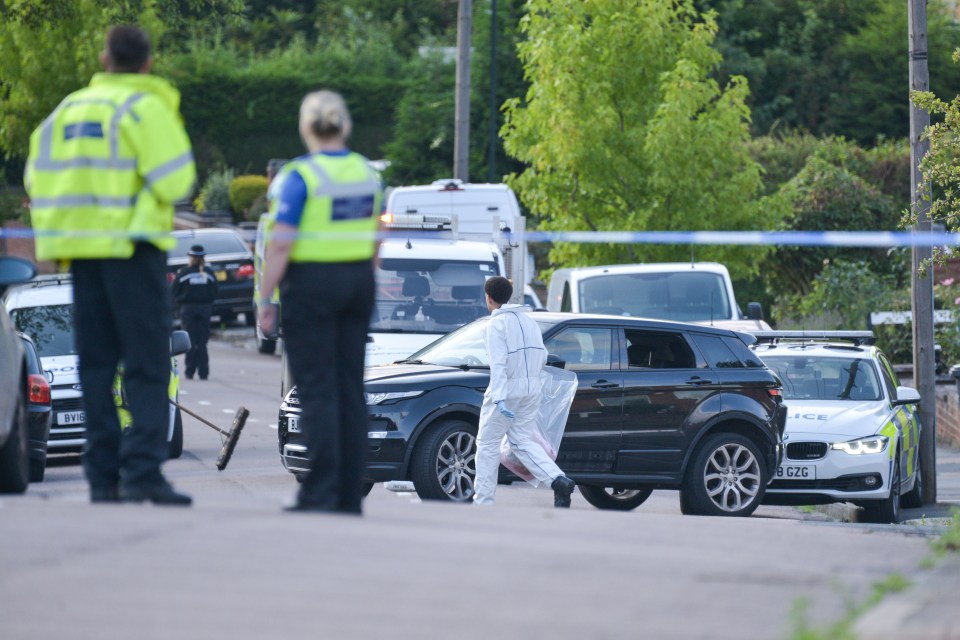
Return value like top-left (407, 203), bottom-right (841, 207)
top-left (751, 330), bottom-right (876, 346)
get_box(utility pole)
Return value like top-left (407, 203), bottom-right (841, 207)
top-left (488, 0), bottom-right (498, 183)
top-left (908, 0), bottom-right (937, 503)
top-left (454, 0), bottom-right (473, 182)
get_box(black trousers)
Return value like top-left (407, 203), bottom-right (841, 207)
top-left (180, 303), bottom-right (212, 378)
top-left (71, 243), bottom-right (171, 490)
top-left (281, 260), bottom-right (374, 513)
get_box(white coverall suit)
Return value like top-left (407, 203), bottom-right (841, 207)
top-left (473, 304), bottom-right (563, 504)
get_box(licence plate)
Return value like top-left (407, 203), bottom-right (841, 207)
top-left (287, 416), bottom-right (300, 433)
top-left (777, 465), bottom-right (816, 479)
top-left (58, 410), bottom-right (85, 425)
top-left (215, 270), bottom-right (227, 282)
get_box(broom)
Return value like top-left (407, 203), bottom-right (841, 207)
top-left (170, 400), bottom-right (249, 471)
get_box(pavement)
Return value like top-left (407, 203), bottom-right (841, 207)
top-left (853, 444), bottom-right (960, 639)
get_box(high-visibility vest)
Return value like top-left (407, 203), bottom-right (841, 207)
top-left (272, 152), bottom-right (382, 263)
top-left (25, 73), bottom-right (195, 261)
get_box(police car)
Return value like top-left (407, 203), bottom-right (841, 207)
top-left (2, 275), bottom-right (186, 459)
top-left (752, 331), bottom-right (922, 523)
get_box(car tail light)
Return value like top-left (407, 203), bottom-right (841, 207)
top-left (767, 388), bottom-right (782, 402)
top-left (236, 264), bottom-right (254, 279)
top-left (28, 374), bottom-right (51, 405)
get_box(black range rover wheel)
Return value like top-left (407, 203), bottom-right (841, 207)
top-left (579, 486), bottom-right (652, 511)
top-left (411, 420), bottom-right (477, 502)
top-left (682, 432), bottom-right (767, 517)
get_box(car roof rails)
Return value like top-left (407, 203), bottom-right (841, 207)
top-left (23, 273), bottom-right (73, 287)
top-left (751, 330), bottom-right (875, 347)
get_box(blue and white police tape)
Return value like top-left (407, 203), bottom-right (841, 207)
top-left (1, 227), bottom-right (959, 247)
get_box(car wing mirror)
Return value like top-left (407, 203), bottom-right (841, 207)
top-left (893, 385), bottom-right (921, 406)
top-left (0, 256), bottom-right (37, 296)
top-left (546, 353), bottom-right (566, 369)
top-left (44, 370), bottom-right (55, 384)
top-left (170, 330), bottom-right (192, 357)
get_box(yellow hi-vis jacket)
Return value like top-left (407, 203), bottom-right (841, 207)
top-left (269, 152), bottom-right (382, 263)
top-left (25, 73), bottom-right (196, 261)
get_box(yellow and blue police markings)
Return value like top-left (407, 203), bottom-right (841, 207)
top-left (753, 335), bottom-right (923, 521)
top-left (113, 357), bottom-right (180, 436)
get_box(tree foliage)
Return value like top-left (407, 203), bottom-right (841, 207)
top-left (703, 0), bottom-right (960, 144)
top-left (502, 0), bottom-right (772, 279)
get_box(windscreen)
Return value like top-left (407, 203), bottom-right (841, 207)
top-left (11, 304), bottom-right (76, 358)
top-left (170, 233), bottom-right (248, 259)
top-left (759, 355), bottom-right (882, 401)
top-left (372, 258), bottom-right (499, 333)
top-left (578, 272), bottom-right (732, 322)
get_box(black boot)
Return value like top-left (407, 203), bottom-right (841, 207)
top-left (552, 475), bottom-right (576, 508)
top-left (120, 481), bottom-right (192, 506)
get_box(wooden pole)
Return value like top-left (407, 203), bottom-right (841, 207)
top-left (454, 0), bottom-right (473, 182)
top-left (908, 0), bottom-right (937, 503)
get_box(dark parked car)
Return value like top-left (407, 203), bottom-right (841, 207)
top-left (278, 312), bottom-right (786, 517)
top-left (0, 257), bottom-right (38, 494)
top-left (168, 229), bottom-right (255, 325)
top-left (19, 333), bottom-right (51, 482)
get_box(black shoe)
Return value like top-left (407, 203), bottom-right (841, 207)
top-left (552, 476), bottom-right (576, 508)
top-left (185, 372), bottom-right (195, 380)
top-left (120, 481), bottom-right (192, 506)
top-left (90, 485), bottom-right (120, 503)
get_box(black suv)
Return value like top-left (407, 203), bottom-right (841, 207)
top-left (168, 229), bottom-right (255, 325)
top-left (278, 313), bottom-right (786, 517)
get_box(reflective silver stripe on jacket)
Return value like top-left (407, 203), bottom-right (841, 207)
top-left (29, 195), bottom-right (138, 208)
top-left (301, 157), bottom-right (381, 198)
top-left (143, 151), bottom-right (194, 188)
top-left (34, 92), bottom-right (144, 171)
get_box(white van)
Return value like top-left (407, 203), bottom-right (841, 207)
top-left (547, 262), bottom-right (770, 331)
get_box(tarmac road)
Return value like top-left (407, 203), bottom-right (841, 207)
top-left (0, 335), bottom-right (953, 640)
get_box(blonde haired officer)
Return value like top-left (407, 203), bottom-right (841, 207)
top-left (259, 90), bottom-right (383, 515)
top-left (25, 25), bottom-right (195, 505)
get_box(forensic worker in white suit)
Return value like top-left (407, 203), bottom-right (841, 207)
top-left (473, 276), bottom-right (577, 507)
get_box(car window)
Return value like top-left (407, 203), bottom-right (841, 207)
top-left (721, 336), bottom-right (765, 368)
top-left (561, 282), bottom-right (572, 312)
top-left (545, 327), bottom-right (614, 371)
top-left (11, 304), bottom-right (76, 358)
top-left (876, 352), bottom-right (899, 400)
top-left (623, 330), bottom-right (697, 369)
top-left (19, 337), bottom-right (41, 374)
top-left (758, 355), bottom-right (882, 401)
top-left (171, 233), bottom-right (248, 259)
top-left (691, 334), bottom-right (745, 368)
top-left (578, 271), bottom-right (732, 321)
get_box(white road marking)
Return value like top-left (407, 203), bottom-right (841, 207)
top-left (247, 418), bottom-right (261, 423)
top-left (198, 401), bottom-right (211, 406)
top-left (222, 409), bottom-right (234, 414)
top-left (268, 423), bottom-right (278, 430)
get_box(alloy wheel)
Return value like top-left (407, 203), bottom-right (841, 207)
top-left (435, 430), bottom-right (476, 501)
top-left (702, 442), bottom-right (762, 513)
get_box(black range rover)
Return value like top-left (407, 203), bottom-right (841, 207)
top-left (278, 313), bottom-right (786, 517)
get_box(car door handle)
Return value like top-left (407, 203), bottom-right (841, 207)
top-left (591, 380), bottom-right (619, 389)
top-left (685, 377), bottom-right (712, 386)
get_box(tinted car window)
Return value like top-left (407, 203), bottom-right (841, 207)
top-left (624, 330), bottom-right (696, 369)
top-left (11, 304), bottom-right (75, 358)
top-left (19, 336), bottom-right (41, 374)
top-left (692, 335), bottom-right (744, 368)
top-left (876, 352), bottom-right (898, 400)
top-left (545, 327), bottom-right (614, 371)
top-left (170, 232), bottom-right (248, 259)
top-left (722, 337), bottom-right (764, 368)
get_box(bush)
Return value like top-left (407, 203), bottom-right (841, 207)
top-left (229, 175), bottom-right (268, 221)
top-left (195, 168), bottom-right (235, 217)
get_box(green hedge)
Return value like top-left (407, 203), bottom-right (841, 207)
top-left (229, 175), bottom-right (268, 222)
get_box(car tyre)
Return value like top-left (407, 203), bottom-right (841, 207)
top-left (0, 391), bottom-right (30, 494)
top-left (900, 453), bottom-right (923, 509)
top-left (579, 485), bottom-right (652, 511)
top-left (168, 409), bottom-right (184, 459)
top-left (29, 452), bottom-right (46, 483)
top-left (410, 419), bottom-right (477, 502)
top-left (682, 432), bottom-right (767, 517)
top-left (862, 456), bottom-right (901, 524)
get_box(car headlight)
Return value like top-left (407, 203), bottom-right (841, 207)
top-left (365, 390), bottom-right (424, 405)
top-left (831, 435), bottom-right (889, 455)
